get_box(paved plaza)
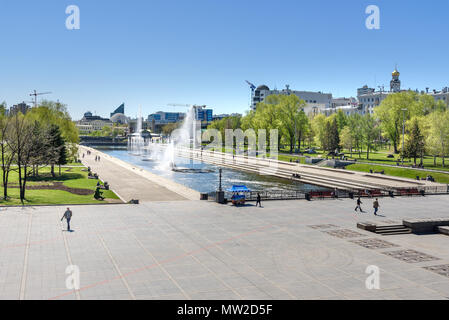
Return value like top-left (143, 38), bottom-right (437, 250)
top-left (79, 146), bottom-right (200, 202)
top-left (1, 196), bottom-right (449, 300)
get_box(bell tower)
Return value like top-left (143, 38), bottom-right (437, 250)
top-left (390, 67), bottom-right (401, 92)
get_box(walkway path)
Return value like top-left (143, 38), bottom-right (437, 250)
top-left (79, 146), bottom-right (199, 202)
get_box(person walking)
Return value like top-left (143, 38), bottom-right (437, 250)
top-left (355, 197), bottom-right (363, 213)
top-left (256, 193), bottom-right (261, 207)
top-left (373, 198), bottom-right (380, 216)
top-left (61, 207), bottom-right (73, 231)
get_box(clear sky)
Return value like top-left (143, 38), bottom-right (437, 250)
top-left (1, 0), bottom-right (448, 120)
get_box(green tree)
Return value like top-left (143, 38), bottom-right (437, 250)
top-left (162, 122), bottom-right (181, 136)
top-left (47, 124), bottom-right (67, 176)
top-left (0, 111), bottom-right (15, 200)
top-left (6, 114), bottom-right (42, 204)
top-left (375, 91), bottom-right (427, 154)
top-left (340, 126), bottom-right (355, 157)
top-left (347, 113), bottom-right (364, 158)
top-left (277, 95), bottom-right (306, 153)
top-left (361, 114), bottom-right (380, 160)
top-left (335, 110), bottom-right (348, 131)
top-left (322, 117), bottom-right (340, 152)
top-left (404, 117), bottom-right (425, 165)
top-left (427, 110), bottom-right (449, 167)
top-left (311, 114), bottom-right (327, 149)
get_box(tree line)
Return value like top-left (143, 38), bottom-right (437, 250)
top-left (0, 101), bottom-right (79, 203)
top-left (206, 91), bottom-right (449, 165)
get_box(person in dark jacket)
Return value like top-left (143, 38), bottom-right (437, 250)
top-left (355, 197), bottom-right (363, 213)
top-left (256, 193), bottom-right (262, 207)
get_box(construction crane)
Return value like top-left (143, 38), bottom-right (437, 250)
top-left (167, 103), bottom-right (192, 109)
top-left (29, 90), bottom-right (52, 107)
top-left (245, 80), bottom-right (256, 108)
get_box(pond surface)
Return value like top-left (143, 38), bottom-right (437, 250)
top-left (96, 147), bottom-right (327, 194)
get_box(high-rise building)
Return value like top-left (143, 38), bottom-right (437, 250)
top-left (110, 103), bottom-right (125, 117)
top-left (148, 111), bottom-right (186, 124)
top-left (9, 102), bottom-right (30, 115)
top-left (194, 106), bottom-right (213, 123)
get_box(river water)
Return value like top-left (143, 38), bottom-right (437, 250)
top-left (96, 147), bottom-right (326, 194)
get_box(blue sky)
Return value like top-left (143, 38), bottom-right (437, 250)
top-left (0, 0), bottom-right (448, 120)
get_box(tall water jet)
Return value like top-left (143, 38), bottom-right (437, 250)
top-left (128, 106), bottom-right (146, 155)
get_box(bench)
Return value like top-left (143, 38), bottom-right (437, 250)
top-left (310, 191), bottom-right (334, 199)
top-left (399, 188), bottom-right (420, 196)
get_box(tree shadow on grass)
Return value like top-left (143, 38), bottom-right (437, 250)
top-left (28, 173), bottom-right (84, 182)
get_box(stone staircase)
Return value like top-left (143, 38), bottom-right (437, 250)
top-left (372, 225), bottom-right (412, 236)
top-left (357, 222), bottom-right (412, 236)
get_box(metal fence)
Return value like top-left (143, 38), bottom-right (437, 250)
top-left (206, 187), bottom-right (449, 203)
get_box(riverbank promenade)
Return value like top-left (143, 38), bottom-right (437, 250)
top-left (79, 146), bottom-right (200, 202)
top-left (1, 195), bottom-right (449, 300)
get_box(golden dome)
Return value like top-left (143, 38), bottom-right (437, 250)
top-left (392, 69), bottom-right (400, 77)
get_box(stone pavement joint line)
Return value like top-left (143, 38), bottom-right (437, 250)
top-left (19, 212), bottom-right (32, 300)
top-left (62, 228), bottom-right (81, 300)
top-left (48, 224), bottom-right (273, 300)
top-left (97, 234), bottom-right (137, 300)
top-left (2, 196), bottom-right (449, 300)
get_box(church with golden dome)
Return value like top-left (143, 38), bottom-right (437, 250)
top-left (390, 68), bottom-right (401, 92)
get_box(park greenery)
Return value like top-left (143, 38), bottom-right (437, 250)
top-left (206, 91), bottom-right (449, 177)
top-left (88, 123), bottom-right (127, 137)
top-left (0, 100), bottom-right (118, 205)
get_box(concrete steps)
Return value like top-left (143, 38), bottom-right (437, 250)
top-left (357, 222), bottom-right (412, 235)
top-left (176, 150), bottom-right (388, 192)
top-left (374, 225), bottom-right (412, 236)
top-left (438, 226), bottom-right (449, 236)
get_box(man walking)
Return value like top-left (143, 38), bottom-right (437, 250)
top-left (61, 207), bottom-right (73, 231)
top-left (373, 198), bottom-right (380, 216)
top-left (256, 193), bottom-right (262, 207)
top-left (355, 197), bottom-right (363, 213)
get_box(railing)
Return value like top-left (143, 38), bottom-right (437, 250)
top-left (207, 186), bottom-right (449, 202)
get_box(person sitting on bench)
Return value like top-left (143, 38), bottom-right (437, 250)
top-left (94, 187), bottom-right (105, 201)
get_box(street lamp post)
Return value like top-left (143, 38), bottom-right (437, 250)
top-left (401, 108), bottom-right (407, 165)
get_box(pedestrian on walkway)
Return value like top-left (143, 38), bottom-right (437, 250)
top-left (354, 197), bottom-right (363, 213)
top-left (373, 198), bottom-right (380, 216)
top-left (61, 207), bottom-right (73, 231)
top-left (256, 193), bottom-right (262, 207)
top-left (98, 156), bottom-right (100, 161)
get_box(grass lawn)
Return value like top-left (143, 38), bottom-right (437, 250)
top-left (346, 163), bottom-right (449, 184)
top-left (0, 166), bottom-right (120, 206)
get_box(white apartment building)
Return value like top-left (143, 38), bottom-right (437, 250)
top-left (357, 68), bottom-right (401, 114)
top-left (251, 84), bottom-right (332, 115)
top-left (357, 68), bottom-right (449, 114)
top-left (430, 87), bottom-right (449, 107)
top-left (325, 105), bottom-right (360, 117)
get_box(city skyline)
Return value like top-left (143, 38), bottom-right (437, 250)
top-left (1, 0), bottom-right (449, 119)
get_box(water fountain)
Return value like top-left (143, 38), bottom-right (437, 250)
top-left (128, 107), bottom-right (148, 156)
top-left (127, 105), bottom-right (213, 173)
